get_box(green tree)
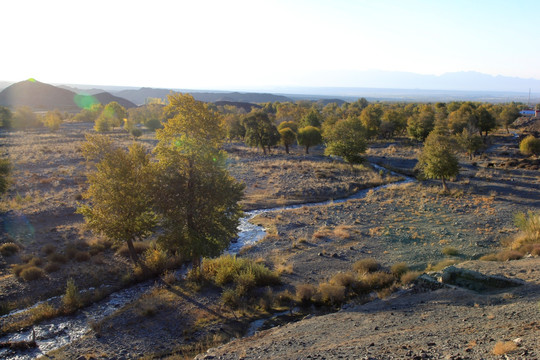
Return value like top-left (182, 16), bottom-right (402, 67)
top-left (279, 127), bottom-right (296, 154)
top-left (243, 112), bottom-right (280, 155)
top-left (277, 120), bottom-right (298, 133)
top-left (154, 93), bottom-right (244, 268)
top-left (324, 117), bottom-right (367, 165)
top-left (499, 104), bottom-right (520, 133)
top-left (456, 127), bottom-right (483, 160)
top-left (380, 108), bottom-right (406, 138)
top-left (407, 105), bottom-right (435, 142)
top-left (475, 105), bottom-right (497, 139)
top-left (447, 103), bottom-right (477, 134)
top-left (300, 109), bottom-right (323, 128)
top-left (77, 134), bottom-right (157, 264)
top-left (297, 126), bottom-right (322, 154)
top-left (417, 132), bottom-right (459, 192)
top-left (43, 110), bottom-right (63, 131)
top-left (519, 135), bottom-right (540, 156)
top-left (359, 104), bottom-right (383, 139)
top-left (100, 101), bottom-right (127, 128)
top-left (0, 106), bottom-right (12, 129)
top-left (73, 103), bottom-right (103, 123)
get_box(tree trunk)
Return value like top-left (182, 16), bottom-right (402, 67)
top-left (126, 239), bottom-right (139, 264)
top-left (441, 177), bottom-right (448, 192)
top-left (261, 145), bottom-right (267, 155)
top-left (285, 144), bottom-right (289, 154)
top-left (305, 146), bottom-right (309, 154)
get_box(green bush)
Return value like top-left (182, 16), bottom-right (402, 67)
top-left (63, 278), bottom-right (81, 311)
top-left (201, 255), bottom-right (280, 289)
top-left (0, 242), bottom-right (19, 256)
top-left (20, 266), bottom-right (45, 281)
top-left (519, 135), bottom-right (540, 156)
top-left (131, 128), bottom-right (143, 138)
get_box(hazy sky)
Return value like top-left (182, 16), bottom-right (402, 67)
top-left (2, 0), bottom-right (539, 89)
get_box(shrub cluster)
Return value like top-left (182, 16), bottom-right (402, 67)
top-left (0, 242), bottom-right (20, 257)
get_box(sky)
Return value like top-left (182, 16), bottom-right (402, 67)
top-left (2, 0), bottom-right (540, 90)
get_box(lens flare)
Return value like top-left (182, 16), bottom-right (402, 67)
top-left (3, 213), bottom-right (35, 243)
top-left (74, 94), bottom-right (99, 110)
top-left (27, 78), bottom-right (36, 82)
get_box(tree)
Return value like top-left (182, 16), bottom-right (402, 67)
top-left (456, 127), bottom-right (483, 160)
top-left (499, 104), bottom-right (520, 133)
top-left (77, 134), bottom-right (157, 264)
top-left (94, 115), bottom-right (111, 132)
top-left (475, 105), bottom-right (497, 139)
top-left (279, 127), bottom-right (296, 154)
top-left (277, 120), bottom-right (298, 133)
top-left (154, 93), bottom-right (244, 268)
top-left (407, 105), bottom-right (435, 142)
top-left (297, 126), bottom-right (322, 154)
top-left (447, 103), bottom-right (477, 134)
top-left (324, 117), bottom-right (367, 165)
top-left (417, 132), bottom-right (459, 192)
top-left (519, 135), bottom-right (540, 156)
top-left (360, 104), bottom-right (383, 139)
top-left (0, 106), bottom-right (12, 129)
top-left (380, 108), bottom-right (406, 138)
top-left (43, 110), bottom-right (63, 131)
top-left (243, 112), bottom-right (280, 155)
top-left (300, 109), bottom-right (323, 128)
top-left (73, 103), bottom-right (103, 123)
top-left (99, 101), bottom-right (127, 128)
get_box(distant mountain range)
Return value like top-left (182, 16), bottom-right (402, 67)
top-left (0, 80), bottom-right (136, 112)
top-left (1, 70), bottom-right (539, 110)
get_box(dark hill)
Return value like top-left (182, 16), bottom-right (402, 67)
top-left (93, 92), bottom-right (136, 109)
top-left (0, 80), bottom-right (136, 112)
top-left (0, 80), bottom-right (80, 112)
top-left (114, 88), bottom-right (293, 105)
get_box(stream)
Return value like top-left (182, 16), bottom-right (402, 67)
top-left (0, 165), bottom-right (414, 359)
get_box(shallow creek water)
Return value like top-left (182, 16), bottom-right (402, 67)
top-left (0, 165), bottom-right (413, 359)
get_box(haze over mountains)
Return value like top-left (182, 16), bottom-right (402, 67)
top-left (1, 70), bottom-right (539, 111)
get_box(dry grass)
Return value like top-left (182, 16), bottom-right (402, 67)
top-left (317, 283), bottom-right (346, 306)
top-left (20, 266), bottom-right (45, 281)
top-left (333, 225), bottom-right (353, 239)
top-left (426, 259), bottom-right (460, 272)
top-left (492, 341), bottom-right (518, 355)
top-left (329, 272), bottom-right (356, 287)
top-left (441, 246), bottom-right (459, 256)
top-left (296, 283), bottom-right (317, 305)
top-left (353, 258), bottom-right (380, 274)
top-left (0, 242), bottom-right (20, 256)
top-left (400, 271), bottom-right (423, 284)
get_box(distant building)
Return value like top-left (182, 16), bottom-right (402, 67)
top-left (520, 109), bottom-right (536, 116)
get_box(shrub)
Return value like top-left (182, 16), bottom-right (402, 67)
top-left (131, 128), bottom-right (143, 138)
top-left (426, 259), bottom-right (459, 271)
top-left (202, 255), bottom-right (280, 289)
top-left (27, 256), bottom-right (43, 267)
top-left (0, 242), bottom-right (20, 256)
top-left (140, 247), bottom-right (170, 275)
top-left (74, 251), bottom-right (90, 262)
top-left (480, 250), bottom-right (523, 262)
top-left (63, 278), bottom-right (81, 311)
top-left (20, 266), bottom-right (45, 281)
top-left (329, 272), bottom-right (356, 287)
top-left (296, 283), bottom-right (317, 305)
top-left (275, 290), bottom-right (295, 307)
top-left (318, 283), bottom-right (346, 306)
top-left (235, 271), bottom-right (256, 295)
top-left (30, 303), bottom-right (58, 322)
top-left (442, 247), bottom-right (459, 256)
top-left (353, 258), bottom-right (379, 274)
top-left (401, 271), bottom-right (422, 284)
top-left (361, 271), bottom-right (395, 290)
top-left (492, 341), bottom-right (518, 355)
top-left (221, 288), bottom-right (240, 309)
top-left (519, 135), bottom-right (540, 156)
top-left (258, 287), bottom-right (274, 311)
top-left (116, 242), bottom-right (150, 258)
top-left (44, 262), bottom-right (61, 273)
top-left (41, 244), bottom-right (56, 255)
top-left (48, 252), bottom-right (67, 264)
top-left (390, 262), bottom-right (409, 278)
top-left (12, 263), bottom-right (28, 277)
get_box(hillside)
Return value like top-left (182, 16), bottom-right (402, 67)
top-left (0, 80), bottom-right (81, 112)
top-left (0, 80), bottom-right (136, 111)
top-left (114, 87), bottom-right (294, 105)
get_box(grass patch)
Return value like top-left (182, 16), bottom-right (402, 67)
top-left (441, 246), bottom-right (459, 256)
top-left (426, 259), bottom-right (460, 272)
top-left (200, 255), bottom-right (280, 288)
top-left (492, 341), bottom-right (518, 355)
